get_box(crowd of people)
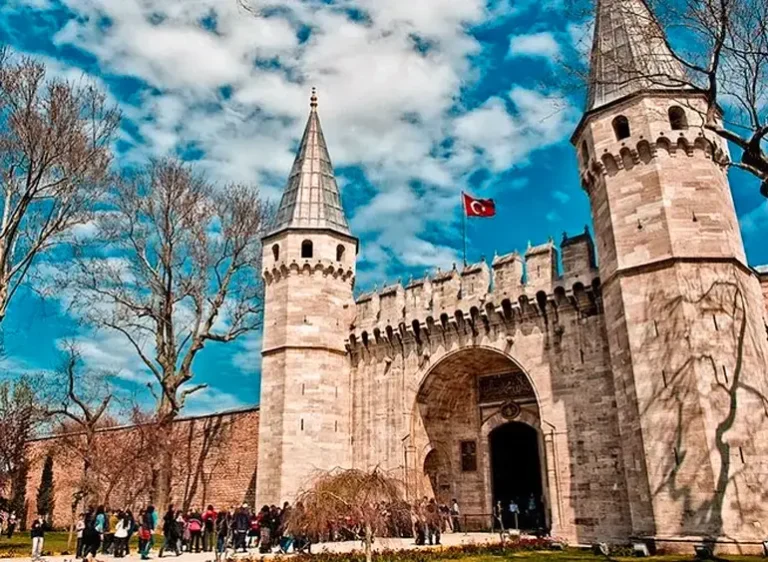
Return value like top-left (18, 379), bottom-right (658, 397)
top-left (72, 503), bottom-right (292, 560)
top-left (68, 498), bottom-right (463, 560)
top-left (7, 495), bottom-right (534, 560)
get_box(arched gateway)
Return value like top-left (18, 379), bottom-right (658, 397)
top-left (411, 347), bottom-right (551, 531)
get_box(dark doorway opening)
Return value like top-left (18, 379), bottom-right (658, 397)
top-left (489, 422), bottom-right (545, 531)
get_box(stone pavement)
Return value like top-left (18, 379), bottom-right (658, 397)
top-left (2, 532), bottom-right (503, 562)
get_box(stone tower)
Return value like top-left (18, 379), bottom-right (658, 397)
top-left (256, 90), bottom-right (357, 505)
top-left (573, 0), bottom-right (768, 548)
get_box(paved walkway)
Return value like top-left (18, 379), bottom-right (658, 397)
top-left (2, 532), bottom-right (504, 562)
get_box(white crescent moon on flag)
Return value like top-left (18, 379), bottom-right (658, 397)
top-left (470, 200), bottom-right (484, 214)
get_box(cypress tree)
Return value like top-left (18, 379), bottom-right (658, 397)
top-left (35, 454), bottom-right (55, 524)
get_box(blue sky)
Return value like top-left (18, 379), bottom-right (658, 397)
top-left (1, 0), bottom-right (766, 416)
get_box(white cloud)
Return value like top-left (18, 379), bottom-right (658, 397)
top-left (181, 386), bottom-right (251, 417)
top-left (14, 0), bottom-right (580, 304)
top-left (508, 31), bottom-right (561, 60)
top-left (552, 190), bottom-right (571, 204)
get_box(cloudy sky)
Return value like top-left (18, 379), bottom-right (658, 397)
top-left (1, 0), bottom-right (766, 416)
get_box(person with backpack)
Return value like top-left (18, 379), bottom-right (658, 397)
top-left (202, 505), bottom-right (217, 552)
top-left (187, 508), bottom-right (203, 552)
top-left (140, 505), bottom-right (156, 560)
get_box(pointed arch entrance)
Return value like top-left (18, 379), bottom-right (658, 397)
top-left (412, 347), bottom-right (551, 531)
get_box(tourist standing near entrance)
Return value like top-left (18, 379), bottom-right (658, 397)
top-left (508, 499), bottom-right (519, 530)
top-left (450, 499), bottom-right (461, 532)
top-left (30, 514), bottom-right (45, 560)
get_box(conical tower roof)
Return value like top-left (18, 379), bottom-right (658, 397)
top-left (270, 89), bottom-right (351, 236)
top-left (587, 0), bottom-right (687, 111)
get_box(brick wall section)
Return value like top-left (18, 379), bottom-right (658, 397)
top-left (24, 408), bottom-right (258, 529)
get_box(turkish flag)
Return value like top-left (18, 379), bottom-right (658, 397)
top-left (463, 193), bottom-right (496, 217)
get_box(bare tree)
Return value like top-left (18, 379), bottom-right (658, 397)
top-left (289, 468), bottom-right (409, 562)
top-left (575, 0), bottom-right (768, 195)
top-left (0, 48), bottom-right (119, 322)
top-left (45, 346), bottom-right (112, 548)
top-left (0, 375), bottom-right (43, 527)
top-left (67, 158), bottom-right (268, 507)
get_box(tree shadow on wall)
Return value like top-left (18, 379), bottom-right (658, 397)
top-left (643, 271), bottom-right (768, 543)
top-left (180, 415), bottom-right (231, 512)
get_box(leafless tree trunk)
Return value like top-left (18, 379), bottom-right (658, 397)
top-left (67, 158), bottom-right (268, 507)
top-left (45, 345), bottom-right (112, 549)
top-left (0, 48), bottom-right (119, 323)
top-left (575, 0), bottom-right (768, 195)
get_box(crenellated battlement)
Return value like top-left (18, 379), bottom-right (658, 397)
top-left (579, 128), bottom-right (728, 193)
top-left (262, 258), bottom-right (355, 286)
top-left (349, 228), bottom-right (600, 345)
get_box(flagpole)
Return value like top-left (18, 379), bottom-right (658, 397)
top-left (461, 191), bottom-right (467, 267)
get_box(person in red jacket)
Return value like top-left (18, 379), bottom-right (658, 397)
top-left (202, 505), bottom-right (217, 552)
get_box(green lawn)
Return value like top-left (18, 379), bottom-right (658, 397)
top-left (0, 531), bottom-right (139, 557)
top-left (0, 533), bottom-right (764, 560)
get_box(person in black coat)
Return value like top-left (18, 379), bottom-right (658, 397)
top-left (158, 505), bottom-right (180, 557)
top-left (233, 505), bottom-right (250, 552)
top-left (81, 511), bottom-right (101, 562)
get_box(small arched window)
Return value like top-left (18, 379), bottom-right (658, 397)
top-left (336, 244), bottom-right (345, 262)
top-left (580, 140), bottom-right (589, 167)
top-left (668, 106), bottom-right (688, 130)
top-left (612, 115), bottom-right (631, 140)
top-left (272, 244), bottom-right (279, 262)
top-left (301, 239), bottom-right (313, 259)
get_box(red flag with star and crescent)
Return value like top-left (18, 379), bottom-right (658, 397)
top-left (462, 192), bottom-right (496, 217)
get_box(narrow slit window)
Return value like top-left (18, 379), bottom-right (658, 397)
top-left (336, 244), bottom-right (345, 262)
top-left (300, 418), bottom-right (304, 431)
top-left (272, 244), bottom-right (279, 262)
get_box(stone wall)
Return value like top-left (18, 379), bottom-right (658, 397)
top-left (758, 267), bottom-right (768, 319)
top-left (347, 233), bottom-right (634, 544)
top-left (24, 408), bottom-right (259, 529)
top-left (574, 91), bottom-right (768, 548)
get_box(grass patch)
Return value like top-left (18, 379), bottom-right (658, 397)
top-left (0, 531), bottom-right (140, 558)
top-left (0, 534), bottom-right (763, 560)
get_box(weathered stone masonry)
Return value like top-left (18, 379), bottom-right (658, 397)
top-left (256, 0), bottom-right (768, 553)
top-left (24, 408), bottom-right (259, 529)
